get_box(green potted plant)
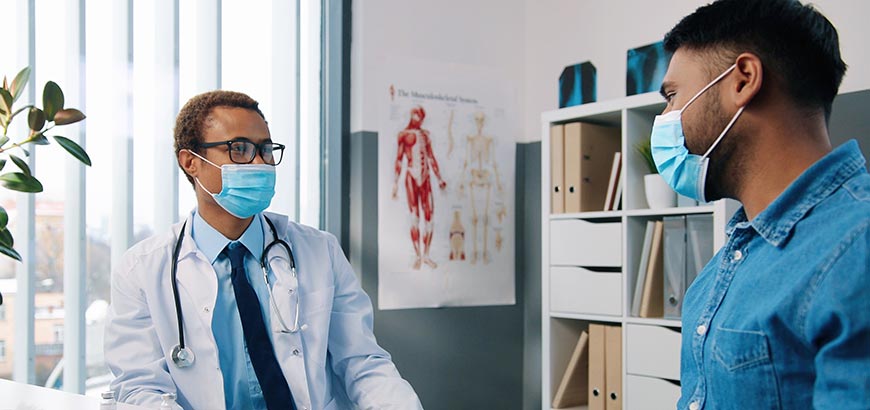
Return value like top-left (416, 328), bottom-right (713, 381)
top-left (635, 139), bottom-right (675, 209)
top-left (0, 67), bottom-right (90, 305)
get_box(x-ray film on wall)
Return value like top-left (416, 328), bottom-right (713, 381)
top-left (378, 57), bottom-right (516, 310)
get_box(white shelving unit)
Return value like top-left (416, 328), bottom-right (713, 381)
top-left (540, 92), bottom-right (737, 410)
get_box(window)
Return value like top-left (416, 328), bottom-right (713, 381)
top-left (1, 0), bottom-right (324, 392)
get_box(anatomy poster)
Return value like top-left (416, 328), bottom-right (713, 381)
top-left (378, 57), bottom-right (516, 310)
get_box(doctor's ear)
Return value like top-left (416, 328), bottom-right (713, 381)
top-left (730, 52), bottom-right (763, 108)
top-left (178, 149), bottom-right (200, 179)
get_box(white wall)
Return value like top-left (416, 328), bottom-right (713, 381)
top-left (351, 0), bottom-right (525, 133)
top-left (353, 0), bottom-right (870, 143)
top-left (521, 0), bottom-right (870, 142)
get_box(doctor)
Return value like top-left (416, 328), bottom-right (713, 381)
top-left (105, 90), bottom-right (422, 410)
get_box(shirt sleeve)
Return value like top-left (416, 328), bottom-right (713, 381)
top-left (104, 252), bottom-right (183, 410)
top-left (323, 233), bottom-right (423, 410)
top-left (806, 224), bottom-right (870, 409)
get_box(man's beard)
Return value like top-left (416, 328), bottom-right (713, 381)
top-left (683, 90), bottom-right (744, 202)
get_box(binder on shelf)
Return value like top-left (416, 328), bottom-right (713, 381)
top-left (663, 216), bottom-right (687, 319)
top-left (563, 122), bottom-right (621, 213)
top-left (613, 163), bottom-right (624, 211)
top-left (639, 221), bottom-right (664, 318)
top-left (685, 214), bottom-right (713, 290)
top-left (552, 330), bottom-right (590, 408)
top-left (631, 221), bottom-right (656, 316)
top-left (551, 124), bottom-right (566, 214)
top-left (662, 215), bottom-right (714, 319)
top-left (603, 152), bottom-right (622, 211)
top-left (605, 325), bottom-right (623, 410)
top-left (588, 324), bottom-right (607, 410)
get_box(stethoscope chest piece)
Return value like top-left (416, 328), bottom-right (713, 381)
top-left (171, 344), bottom-right (195, 368)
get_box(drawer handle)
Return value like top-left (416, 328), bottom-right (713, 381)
top-left (554, 185), bottom-right (561, 193)
top-left (568, 185), bottom-right (575, 193)
top-left (592, 388), bottom-right (600, 397)
top-left (610, 392), bottom-right (618, 400)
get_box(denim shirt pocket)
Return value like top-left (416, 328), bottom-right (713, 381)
top-left (710, 327), bottom-right (781, 409)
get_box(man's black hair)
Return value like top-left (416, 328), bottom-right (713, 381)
top-left (664, 0), bottom-right (846, 120)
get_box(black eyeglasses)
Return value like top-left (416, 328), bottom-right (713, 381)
top-left (198, 138), bottom-right (285, 165)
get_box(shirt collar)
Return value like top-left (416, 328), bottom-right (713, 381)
top-left (726, 140), bottom-right (866, 246)
top-left (191, 211), bottom-right (264, 263)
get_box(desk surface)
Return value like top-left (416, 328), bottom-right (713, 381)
top-left (0, 379), bottom-right (150, 410)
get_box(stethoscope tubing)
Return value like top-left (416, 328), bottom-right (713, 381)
top-left (169, 215), bottom-right (297, 368)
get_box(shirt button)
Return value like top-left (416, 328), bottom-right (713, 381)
top-left (689, 401), bottom-right (700, 410)
top-left (733, 250), bottom-right (743, 261)
top-left (203, 306), bottom-right (210, 313)
top-left (292, 348), bottom-right (301, 356)
top-left (288, 288), bottom-right (295, 294)
top-left (696, 324), bottom-right (707, 336)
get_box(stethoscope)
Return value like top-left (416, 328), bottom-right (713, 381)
top-left (170, 216), bottom-right (302, 368)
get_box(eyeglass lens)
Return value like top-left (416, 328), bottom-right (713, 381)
top-left (228, 140), bottom-right (283, 165)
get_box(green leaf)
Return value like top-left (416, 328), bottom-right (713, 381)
top-left (0, 136), bottom-right (8, 147)
top-left (10, 67), bottom-right (31, 103)
top-left (0, 88), bottom-right (12, 115)
top-left (53, 136), bottom-right (91, 166)
top-left (43, 81), bottom-right (64, 121)
top-left (53, 108), bottom-right (85, 125)
top-left (27, 107), bottom-right (46, 131)
top-left (30, 135), bottom-right (49, 145)
top-left (0, 243), bottom-right (21, 261)
top-left (0, 227), bottom-right (12, 247)
top-left (19, 146), bottom-right (29, 157)
top-left (10, 155), bottom-right (30, 176)
top-left (0, 206), bottom-right (7, 228)
top-left (0, 172), bottom-right (43, 192)
top-left (0, 159), bottom-right (6, 171)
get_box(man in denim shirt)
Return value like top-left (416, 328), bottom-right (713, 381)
top-left (654, 0), bottom-right (869, 409)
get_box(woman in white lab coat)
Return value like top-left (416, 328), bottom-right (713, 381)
top-left (104, 90), bottom-right (421, 410)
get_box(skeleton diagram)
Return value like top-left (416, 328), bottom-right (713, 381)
top-left (392, 106), bottom-right (447, 270)
top-left (449, 210), bottom-right (466, 261)
top-left (460, 112), bottom-right (504, 264)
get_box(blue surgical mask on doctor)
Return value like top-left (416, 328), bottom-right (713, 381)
top-left (651, 63), bottom-right (745, 203)
top-left (188, 150), bottom-right (276, 218)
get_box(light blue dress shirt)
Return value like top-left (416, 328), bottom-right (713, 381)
top-left (678, 140), bottom-right (870, 409)
top-left (191, 211), bottom-right (279, 410)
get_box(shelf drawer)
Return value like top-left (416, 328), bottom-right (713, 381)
top-left (626, 374), bottom-right (681, 410)
top-left (550, 219), bottom-right (622, 267)
top-left (550, 267), bottom-right (622, 316)
top-left (626, 324), bottom-right (681, 380)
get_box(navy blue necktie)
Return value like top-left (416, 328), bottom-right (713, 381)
top-left (226, 242), bottom-right (295, 410)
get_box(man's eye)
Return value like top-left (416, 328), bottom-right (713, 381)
top-left (665, 92), bottom-right (676, 103)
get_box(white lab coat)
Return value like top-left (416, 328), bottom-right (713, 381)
top-left (104, 212), bottom-right (422, 410)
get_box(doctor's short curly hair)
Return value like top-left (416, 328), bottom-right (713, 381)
top-left (174, 90), bottom-right (266, 185)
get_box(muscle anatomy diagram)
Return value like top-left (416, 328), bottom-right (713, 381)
top-left (392, 106), bottom-right (447, 270)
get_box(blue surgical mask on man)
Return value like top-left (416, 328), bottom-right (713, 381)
top-left (187, 150), bottom-right (276, 218)
top-left (650, 64), bottom-right (745, 203)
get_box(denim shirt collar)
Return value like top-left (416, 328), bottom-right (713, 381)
top-left (726, 140), bottom-right (867, 247)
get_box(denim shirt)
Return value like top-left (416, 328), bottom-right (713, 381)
top-left (679, 140), bottom-right (870, 410)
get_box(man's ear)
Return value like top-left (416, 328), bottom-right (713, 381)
top-left (731, 52), bottom-right (763, 108)
top-left (177, 149), bottom-right (198, 181)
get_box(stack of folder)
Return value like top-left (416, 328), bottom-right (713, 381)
top-left (551, 122), bottom-right (621, 214)
top-left (631, 221), bottom-right (664, 318)
top-left (631, 215), bottom-right (714, 319)
top-left (552, 324), bottom-right (623, 410)
top-left (662, 215), bottom-right (713, 318)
